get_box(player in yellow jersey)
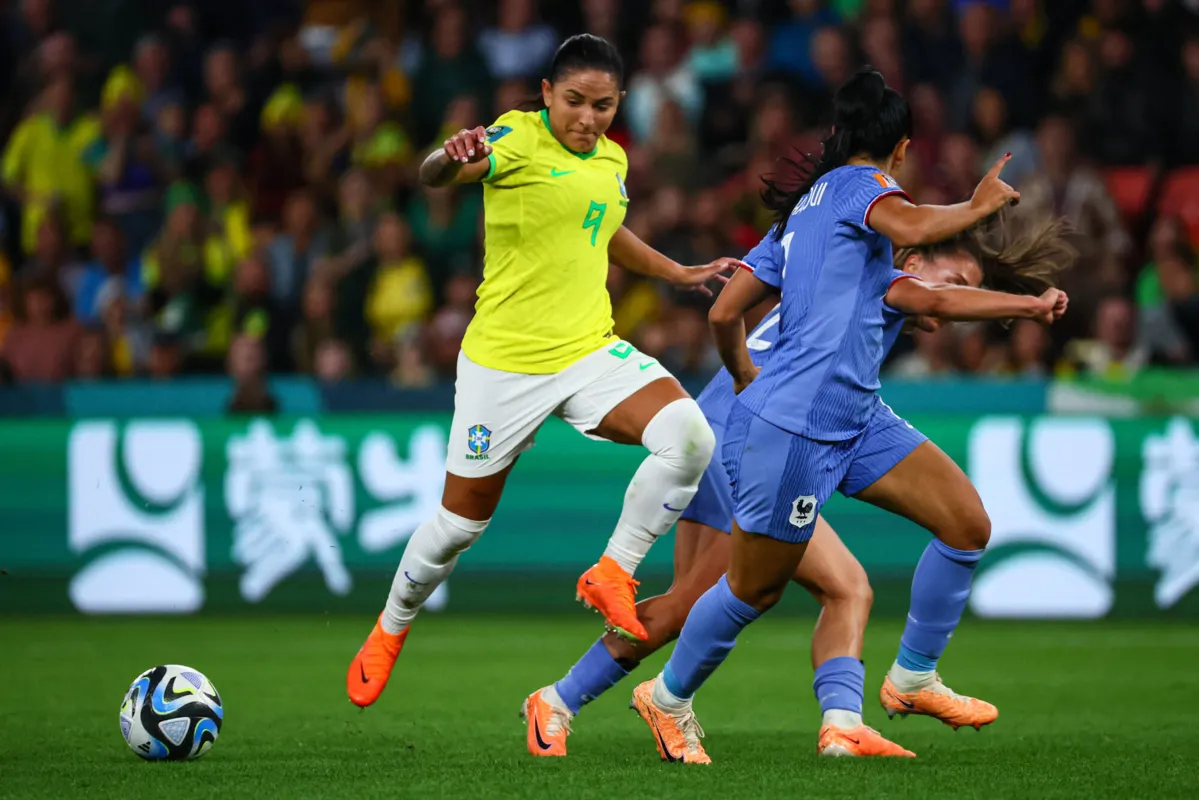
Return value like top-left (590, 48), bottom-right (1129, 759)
top-left (348, 34), bottom-right (743, 709)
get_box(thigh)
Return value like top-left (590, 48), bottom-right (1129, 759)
top-left (838, 399), bottom-right (928, 498)
top-left (445, 351), bottom-right (558, 479)
top-left (791, 514), bottom-right (869, 603)
top-left (850, 439), bottom-right (990, 549)
top-left (725, 403), bottom-right (854, 545)
top-left (556, 340), bottom-right (685, 445)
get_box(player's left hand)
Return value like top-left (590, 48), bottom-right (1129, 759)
top-left (1031, 288), bottom-right (1069, 326)
top-left (902, 315), bottom-right (940, 334)
top-left (673, 258), bottom-right (744, 297)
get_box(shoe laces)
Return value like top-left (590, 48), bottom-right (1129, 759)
top-left (544, 705), bottom-right (573, 739)
top-left (674, 709), bottom-right (705, 753)
top-left (926, 672), bottom-right (970, 701)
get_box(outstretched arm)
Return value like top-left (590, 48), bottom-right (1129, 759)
top-left (710, 267), bottom-right (777, 392)
top-left (886, 278), bottom-right (1068, 325)
top-left (419, 126), bottom-right (493, 187)
top-left (868, 155), bottom-right (1020, 247)
top-left (609, 225), bottom-right (740, 296)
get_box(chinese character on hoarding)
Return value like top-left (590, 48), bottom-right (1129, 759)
top-left (225, 420), bottom-right (354, 603)
top-left (1141, 417), bottom-right (1199, 609)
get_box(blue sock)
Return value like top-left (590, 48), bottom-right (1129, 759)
top-left (661, 576), bottom-right (760, 699)
top-left (897, 539), bottom-right (985, 673)
top-left (813, 656), bottom-right (865, 714)
top-left (553, 639), bottom-right (630, 714)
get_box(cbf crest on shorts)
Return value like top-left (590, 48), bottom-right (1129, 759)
top-left (467, 424), bottom-right (492, 461)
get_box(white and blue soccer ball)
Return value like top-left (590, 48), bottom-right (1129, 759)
top-left (119, 665), bottom-right (223, 761)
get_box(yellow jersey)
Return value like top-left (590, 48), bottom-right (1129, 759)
top-left (462, 108), bottom-right (629, 373)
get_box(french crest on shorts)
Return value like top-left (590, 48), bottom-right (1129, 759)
top-left (467, 424), bottom-right (492, 459)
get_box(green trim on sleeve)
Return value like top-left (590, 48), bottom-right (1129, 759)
top-left (484, 151), bottom-right (497, 182)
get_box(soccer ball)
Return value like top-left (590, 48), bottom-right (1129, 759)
top-left (119, 665), bottom-right (224, 761)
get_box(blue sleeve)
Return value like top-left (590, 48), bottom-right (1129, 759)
top-left (834, 168), bottom-right (910, 233)
top-left (741, 231), bottom-right (784, 289)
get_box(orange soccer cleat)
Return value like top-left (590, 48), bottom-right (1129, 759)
top-left (520, 688), bottom-right (573, 757)
top-left (818, 723), bottom-right (916, 757)
top-left (346, 615), bottom-right (409, 708)
top-left (629, 679), bottom-right (711, 765)
top-left (880, 674), bottom-right (999, 730)
top-left (576, 556), bottom-right (647, 641)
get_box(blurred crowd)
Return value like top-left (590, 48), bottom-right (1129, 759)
top-left (2, 0), bottom-right (1199, 395)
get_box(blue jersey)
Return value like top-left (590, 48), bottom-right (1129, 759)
top-left (737, 164), bottom-right (910, 441)
top-left (695, 233), bottom-right (784, 425)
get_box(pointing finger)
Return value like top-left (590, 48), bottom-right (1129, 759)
top-left (986, 152), bottom-right (1012, 180)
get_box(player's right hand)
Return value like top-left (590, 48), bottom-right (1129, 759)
top-left (1030, 288), bottom-right (1068, 326)
top-left (969, 154), bottom-right (1020, 216)
top-left (443, 126), bottom-right (492, 164)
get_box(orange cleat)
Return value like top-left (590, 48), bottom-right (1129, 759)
top-left (629, 679), bottom-right (711, 765)
top-left (576, 556), bottom-right (647, 641)
top-left (520, 689), bottom-right (572, 757)
top-left (818, 723), bottom-right (916, 757)
top-left (880, 674), bottom-right (999, 730)
top-left (346, 615), bottom-right (409, 708)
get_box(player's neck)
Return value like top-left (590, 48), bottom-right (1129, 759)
top-left (846, 155), bottom-right (893, 175)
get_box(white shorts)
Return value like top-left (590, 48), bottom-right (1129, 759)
top-left (446, 340), bottom-right (676, 477)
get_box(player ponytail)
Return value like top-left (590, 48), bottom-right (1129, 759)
top-left (973, 209), bottom-right (1077, 295)
top-left (761, 67), bottom-right (912, 241)
top-left (896, 209), bottom-right (1077, 295)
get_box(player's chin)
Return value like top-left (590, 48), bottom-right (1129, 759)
top-left (569, 133), bottom-right (598, 151)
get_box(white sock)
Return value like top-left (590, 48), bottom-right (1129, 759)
top-left (541, 685), bottom-right (572, 715)
top-left (888, 661), bottom-right (936, 693)
top-left (381, 507), bottom-right (489, 634)
top-left (602, 399), bottom-right (714, 575)
top-left (822, 709), bottom-right (863, 729)
top-left (651, 673), bottom-right (691, 714)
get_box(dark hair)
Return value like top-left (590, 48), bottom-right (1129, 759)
top-left (761, 67), bottom-right (912, 239)
top-left (547, 34), bottom-right (624, 88)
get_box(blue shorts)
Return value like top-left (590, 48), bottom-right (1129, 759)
top-left (678, 414), bottom-right (736, 535)
top-left (722, 398), bottom-right (927, 544)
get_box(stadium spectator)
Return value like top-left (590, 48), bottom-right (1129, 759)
top-left (0, 0), bottom-right (1193, 385)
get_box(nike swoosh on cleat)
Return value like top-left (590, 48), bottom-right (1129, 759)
top-left (650, 718), bottom-right (682, 763)
top-left (843, 737), bottom-right (861, 745)
top-left (359, 663), bottom-right (369, 684)
top-left (533, 715), bottom-right (554, 751)
top-left (663, 503), bottom-right (685, 512)
top-left (897, 698), bottom-right (916, 710)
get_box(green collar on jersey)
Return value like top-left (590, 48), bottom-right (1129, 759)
top-left (540, 108), bottom-right (598, 160)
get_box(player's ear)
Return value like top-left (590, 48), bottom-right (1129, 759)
top-left (541, 78), bottom-right (553, 109)
top-left (891, 138), bottom-right (910, 173)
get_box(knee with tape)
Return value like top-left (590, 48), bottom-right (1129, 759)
top-left (641, 398), bottom-right (716, 479)
top-left (428, 506), bottom-right (490, 560)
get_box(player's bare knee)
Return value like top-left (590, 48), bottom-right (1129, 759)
top-left (727, 574), bottom-right (786, 614)
top-left (643, 399), bottom-right (715, 479)
top-left (939, 506), bottom-right (991, 551)
top-left (820, 566), bottom-right (873, 615)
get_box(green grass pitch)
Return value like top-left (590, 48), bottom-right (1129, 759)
top-left (2, 615), bottom-right (1195, 799)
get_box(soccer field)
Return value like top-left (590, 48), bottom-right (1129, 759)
top-left (3, 616), bottom-right (1194, 799)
